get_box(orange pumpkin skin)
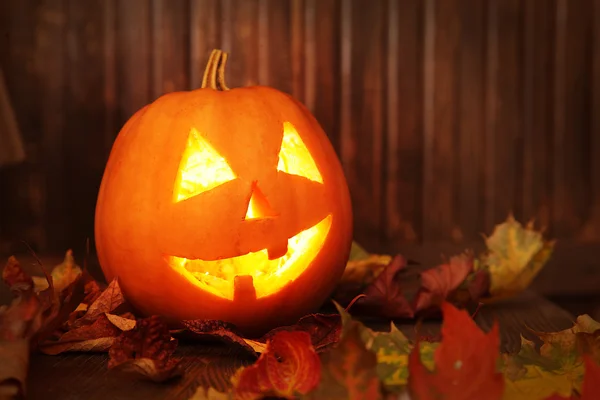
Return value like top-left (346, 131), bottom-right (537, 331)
top-left (94, 54), bottom-right (353, 336)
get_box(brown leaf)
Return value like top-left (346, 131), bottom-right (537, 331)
top-left (0, 292), bottom-right (42, 341)
top-left (39, 314), bottom-right (121, 355)
top-left (233, 331), bottom-right (321, 400)
top-left (261, 313), bottom-right (341, 353)
top-left (105, 313), bottom-right (136, 331)
top-left (32, 250), bottom-right (82, 294)
top-left (73, 278), bottom-right (124, 328)
top-left (82, 278), bottom-right (105, 306)
top-left (0, 255), bottom-right (86, 397)
top-left (182, 319), bottom-right (257, 357)
top-left (31, 270), bottom-right (86, 347)
top-left (415, 253), bottom-right (474, 312)
top-left (109, 315), bottom-right (182, 382)
top-left (2, 257), bottom-right (33, 293)
top-left (0, 339), bottom-right (28, 399)
top-left (357, 255), bottom-right (414, 319)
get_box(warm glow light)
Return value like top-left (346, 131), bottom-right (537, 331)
top-left (173, 128), bottom-right (236, 202)
top-left (244, 185), bottom-right (277, 220)
top-left (169, 122), bottom-right (331, 300)
top-left (277, 122), bottom-right (323, 183)
top-left (169, 214), bottom-right (332, 299)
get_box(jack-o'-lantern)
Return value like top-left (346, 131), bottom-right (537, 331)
top-left (94, 49), bottom-right (353, 335)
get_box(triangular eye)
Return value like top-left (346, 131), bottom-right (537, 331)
top-left (244, 183), bottom-right (278, 220)
top-left (276, 122), bottom-right (323, 183)
top-left (173, 128), bottom-right (236, 202)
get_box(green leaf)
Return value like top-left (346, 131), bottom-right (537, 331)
top-left (332, 301), bottom-right (438, 392)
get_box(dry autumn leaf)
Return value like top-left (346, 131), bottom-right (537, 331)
top-left (0, 339), bottom-right (28, 399)
top-left (480, 215), bottom-right (555, 299)
top-left (333, 241), bottom-right (393, 305)
top-left (72, 278), bottom-right (125, 328)
top-left (233, 331), bottom-right (321, 400)
top-left (542, 356), bottom-right (600, 400)
top-left (307, 321), bottom-right (382, 400)
top-left (332, 301), bottom-right (437, 392)
top-left (408, 302), bottom-right (504, 400)
top-left (39, 313), bottom-right (120, 355)
top-left (182, 319), bottom-right (257, 357)
top-left (32, 250), bottom-right (82, 293)
top-left (108, 315), bottom-right (182, 382)
top-left (261, 313), bottom-right (341, 354)
top-left (2, 256), bottom-right (33, 293)
top-left (414, 253), bottom-right (474, 312)
top-left (0, 254), bottom-right (85, 398)
top-left (502, 315), bottom-right (600, 399)
top-left (39, 312), bottom-right (136, 355)
top-left (356, 255), bottom-right (414, 319)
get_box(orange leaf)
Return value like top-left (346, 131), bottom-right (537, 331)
top-left (408, 302), bottom-right (504, 400)
top-left (234, 330), bottom-right (321, 399)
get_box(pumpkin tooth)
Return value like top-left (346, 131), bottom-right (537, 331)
top-left (233, 275), bottom-right (256, 302)
top-left (268, 242), bottom-right (289, 260)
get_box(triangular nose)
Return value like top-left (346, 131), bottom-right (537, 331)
top-left (244, 183), bottom-right (278, 220)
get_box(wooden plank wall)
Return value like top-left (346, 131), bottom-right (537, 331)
top-left (0, 0), bottom-right (598, 257)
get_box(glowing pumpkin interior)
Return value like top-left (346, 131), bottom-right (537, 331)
top-left (169, 122), bottom-right (332, 300)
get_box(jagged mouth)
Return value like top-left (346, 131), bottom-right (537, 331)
top-left (168, 214), bottom-right (332, 300)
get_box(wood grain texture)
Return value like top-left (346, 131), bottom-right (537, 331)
top-left (0, 0), bottom-right (600, 281)
top-left (64, 0), bottom-right (107, 253)
top-left (422, 0), bottom-right (461, 242)
top-left (36, 0), bottom-right (67, 252)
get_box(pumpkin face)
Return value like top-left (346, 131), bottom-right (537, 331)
top-left (94, 50), bottom-right (353, 335)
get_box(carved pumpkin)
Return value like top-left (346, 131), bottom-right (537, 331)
top-left (94, 50), bottom-right (353, 335)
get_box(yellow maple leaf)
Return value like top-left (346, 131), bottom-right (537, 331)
top-left (481, 215), bottom-right (555, 298)
top-left (333, 301), bottom-right (437, 391)
top-left (502, 315), bottom-right (600, 399)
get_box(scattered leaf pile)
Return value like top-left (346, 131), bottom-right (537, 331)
top-left (0, 215), bottom-right (584, 400)
top-left (335, 215), bottom-right (555, 319)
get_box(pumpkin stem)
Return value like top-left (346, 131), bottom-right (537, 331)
top-left (201, 49), bottom-right (230, 91)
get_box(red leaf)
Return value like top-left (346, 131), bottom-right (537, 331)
top-left (415, 254), bottom-right (473, 312)
top-left (262, 313), bottom-right (341, 353)
top-left (466, 269), bottom-right (491, 301)
top-left (357, 255), bottom-right (414, 318)
top-left (82, 278), bottom-right (105, 306)
top-left (108, 315), bottom-right (181, 382)
top-left (234, 331), bottom-right (321, 399)
top-left (408, 302), bottom-right (504, 400)
top-left (579, 355), bottom-right (600, 400)
top-left (182, 319), bottom-right (257, 357)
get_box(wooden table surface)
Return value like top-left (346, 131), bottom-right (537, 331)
top-left (0, 255), bottom-right (581, 400)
